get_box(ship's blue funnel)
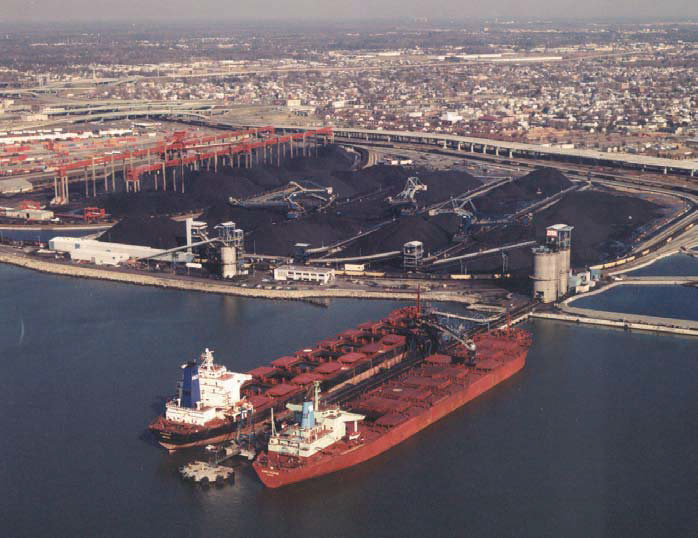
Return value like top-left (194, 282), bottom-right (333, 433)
top-left (180, 363), bottom-right (201, 408)
top-left (301, 401), bottom-right (315, 430)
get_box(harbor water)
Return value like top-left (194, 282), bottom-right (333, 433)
top-left (572, 253), bottom-right (698, 321)
top-left (627, 252), bottom-right (698, 277)
top-left (571, 284), bottom-right (698, 321)
top-left (1, 263), bottom-right (696, 538)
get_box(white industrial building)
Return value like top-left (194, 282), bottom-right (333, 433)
top-left (49, 237), bottom-right (193, 266)
top-left (273, 265), bottom-right (335, 285)
top-left (1, 207), bottom-right (53, 221)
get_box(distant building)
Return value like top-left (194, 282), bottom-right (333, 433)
top-left (568, 270), bottom-right (595, 294)
top-left (441, 111), bottom-right (463, 123)
top-left (2, 208), bottom-right (53, 221)
top-left (273, 265), bottom-right (335, 285)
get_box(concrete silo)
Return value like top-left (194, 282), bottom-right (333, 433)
top-left (531, 224), bottom-right (573, 303)
top-left (531, 246), bottom-right (559, 303)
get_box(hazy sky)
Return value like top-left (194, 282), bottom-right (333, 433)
top-left (2, 0), bottom-right (698, 23)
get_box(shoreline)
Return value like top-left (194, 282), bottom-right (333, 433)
top-left (0, 249), bottom-right (478, 305)
top-left (0, 224), bottom-right (112, 231)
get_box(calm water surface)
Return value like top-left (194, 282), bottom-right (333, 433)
top-left (627, 253), bottom-right (698, 277)
top-left (571, 285), bottom-right (698, 321)
top-left (1, 264), bottom-right (696, 538)
top-left (572, 253), bottom-right (698, 321)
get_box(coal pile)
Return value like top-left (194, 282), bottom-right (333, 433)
top-left (532, 190), bottom-right (662, 265)
top-left (428, 213), bottom-right (464, 237)
top-left (452, 189), bottom-right (662, 275)
top-left (329, 165), bottom-right (408, 198)
top-left (475, 167), bottom-right (572, 215)
top-left (199, 203), bottom-right (287, 232)
top-left (281, 143), bottom-right (356, 175)
top-left (249, 214), bottom-right (365, 256)
top-left (102, 192), bottom-right (201, 218)
top-left (342, 216), bottom-right (452, 257)
top-left (196, 165), bottom-right (482, 256)
top-left (454, 223), bottom-right (535, 275)
top-left (416, 169), bottom-right (481, 205)
top-left (101, 145), bottom-right (358, 218)
top-left (98, 216), bottom-right (184, 249)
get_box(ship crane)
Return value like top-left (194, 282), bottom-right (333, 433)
top-left (416, 315), bottom-right (478, 363)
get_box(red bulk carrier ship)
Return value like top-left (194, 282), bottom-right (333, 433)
top-left (253, 314), bottom-right (531, 488)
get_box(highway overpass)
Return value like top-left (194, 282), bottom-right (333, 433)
top-left (241, 124), bottom-right (698, 177)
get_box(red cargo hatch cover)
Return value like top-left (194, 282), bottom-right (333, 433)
top-left (381, 334), bottom-right (406, 346)
top-left (246, 394), bottom-right (272, 409)
top-left (375, 413), bottom-right (409, 428)
top-left (271, 356), bottom-right (300, 369)
top-left (403, 375), bottom-right (452, 390)
top-left (247, 366), bottom-right (278, 378)
top-left (338, 352), bottom-right (367, 365)
top-left (425, 354), bottom-right (451, 365)
top-left (291, 373), bottom-right (324, 386)
top-left (315, 361), bottom-right (343, 374)
top-left (266, 383), bottom-right (298, 398)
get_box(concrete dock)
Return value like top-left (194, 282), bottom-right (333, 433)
top-left (530, 311), bottom-right (698, 337)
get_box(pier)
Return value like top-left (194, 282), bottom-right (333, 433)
top-left (530, 311), bottom-right (698, 337)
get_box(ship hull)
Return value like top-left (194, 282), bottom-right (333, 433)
top-left (149, 420), bottom-right (238, 451)
top-left (254, 349), bottom-right (526, 488)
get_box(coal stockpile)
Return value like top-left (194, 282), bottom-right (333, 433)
top-left (416, 169), bottom-right (481, 205)
top-left (428, 213), bottom-right (464, 237)
top-left (452, 189), bottom-right (662, 275)
top-left (474, 167), bottom-right (572, 215)
top-left (454, 224), bottom-right (535, 275)
top-left (101, 144), bottom-right (358, 218)
top-left (197, 165), bottom-right (482, 256)
top-left (199, 203), bottom-right (287, 232)
top-left (281, 143), bottom-right (357, 175)
top-left (249, 214), bottom-right (366, 256)
top-left (532, 189), bottom-right (662, 265)
top-left (330, 165), bottom-right (408, 198)
top-left (98, 216), bottom-right (184, 249)
top-left (102, 192), bottom-right (201, 218)
top-left (341, 216), bottom-right (452, 257)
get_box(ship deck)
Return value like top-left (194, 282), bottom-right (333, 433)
top-left (349, 328), bottom-right (532, 440)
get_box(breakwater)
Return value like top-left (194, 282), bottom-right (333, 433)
top-left (530, 311), bottom-right (698, 337)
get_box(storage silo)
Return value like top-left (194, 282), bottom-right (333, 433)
top-left (220, 246), bottom-right (237, 278)
top-left (546, 224), bottom-right (573, 297)
top-left (531, 246), bottom-right (559, 303)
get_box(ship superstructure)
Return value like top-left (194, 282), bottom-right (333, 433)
top-left (149, 349), bottom-right (253, 450)
top-left (268, 384), bottom-right (364, 459)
